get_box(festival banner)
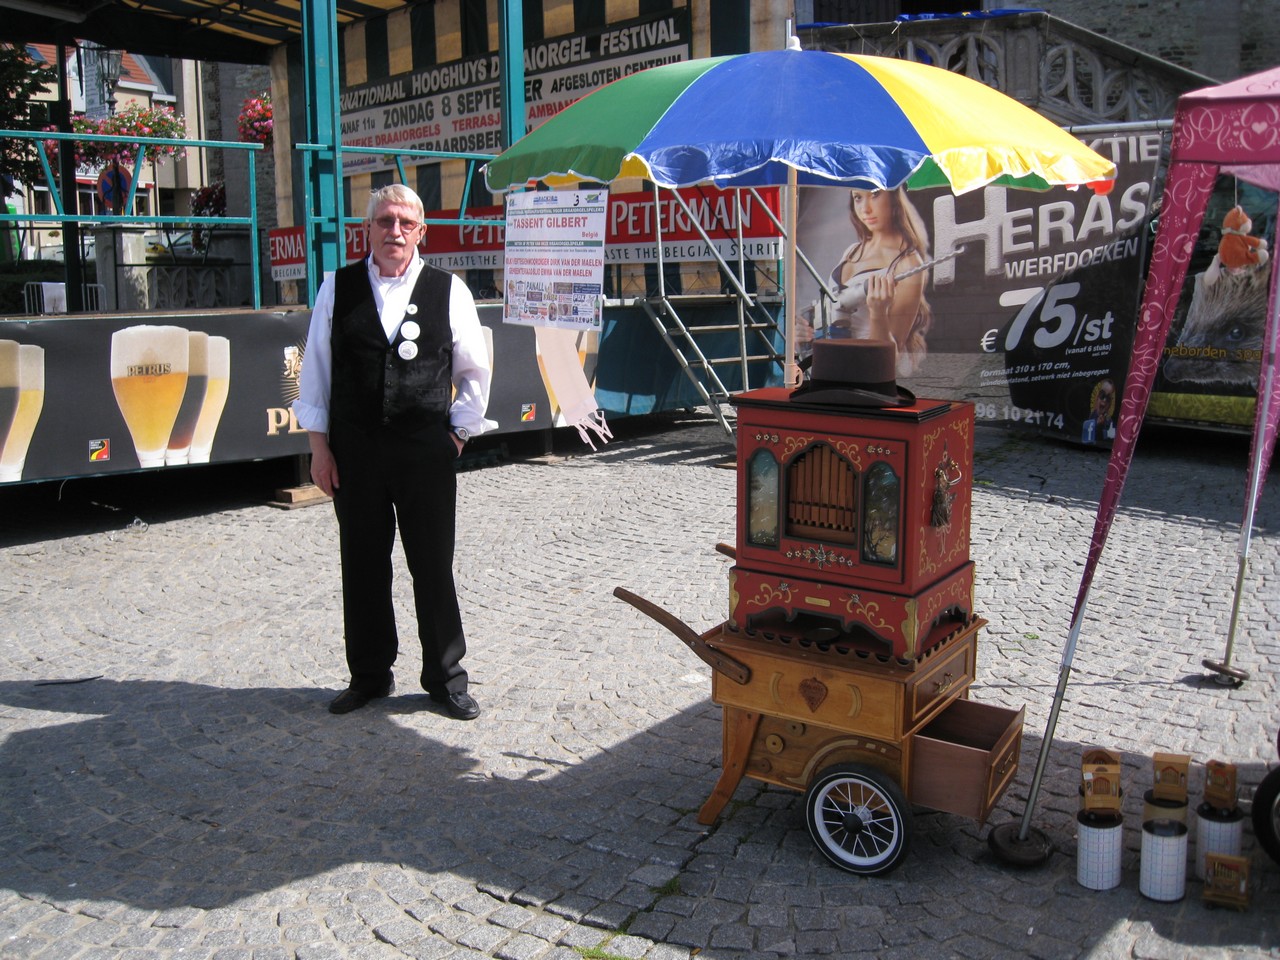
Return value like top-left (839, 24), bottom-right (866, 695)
top-left (338, 10), bottom-right (689, 175)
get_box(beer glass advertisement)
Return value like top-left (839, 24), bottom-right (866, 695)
top-left (0, 311), bottom-right (312, 484)
top-left (1148, 174), bottom-right (1276, 430)
top-left (794, 128), bottom-right (1165, 443)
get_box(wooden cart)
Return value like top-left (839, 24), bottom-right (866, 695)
top-left (616, 590), bottom-right (1024, 875)
top-left (617, 374), bottom-right (1025, 874)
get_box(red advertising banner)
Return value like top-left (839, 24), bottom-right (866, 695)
top-left (268, 226), bottom-right (306, 281)
top-left (411, 186), bottom-right (782, 271)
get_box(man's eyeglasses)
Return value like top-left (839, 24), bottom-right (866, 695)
top-left (373, 215), bottom-right (422, 232)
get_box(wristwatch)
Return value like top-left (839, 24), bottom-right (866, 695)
top-left (452, 426), bottom-right (469, 443)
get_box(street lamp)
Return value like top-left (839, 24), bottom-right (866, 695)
top-left (96, 48), bottom-right (124, 214)
top-left (98, 48), bottom-right (123, 115)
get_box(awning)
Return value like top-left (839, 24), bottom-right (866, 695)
top-left (0, 0), bottom-right (405, 64)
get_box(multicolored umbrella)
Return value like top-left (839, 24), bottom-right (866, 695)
top-left (483, 46), bottom-right (1117, 195)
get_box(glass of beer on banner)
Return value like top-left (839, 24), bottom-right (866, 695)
top-left (0, 340), bottom-right (22, 470)
top-left (188, 335), bottom-right (230, 464)
top-left (110, 325), bottom-right (189, 468)
top-left (164, 330), bottom-right (209, 465)
top-left (0, 343), bottom-right (46, 483)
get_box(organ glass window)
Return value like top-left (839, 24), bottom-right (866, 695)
top-left (746, 449), bottom-right (779, 547)
top-left (862, 461), bottom-right (899, 564)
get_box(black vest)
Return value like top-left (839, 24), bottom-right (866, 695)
top-left (329, 260), bottom-right (454, 439)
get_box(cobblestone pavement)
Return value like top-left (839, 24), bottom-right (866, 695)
top-left (1, 410), bottom-right (1278, 960)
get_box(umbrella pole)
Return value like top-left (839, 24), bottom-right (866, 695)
top-left (1204, 260), bottom-right (1279, 685)
top-left (989, 588), bottom-right (1092, 866)
top-left (783, 167), bottom-right (799, 388)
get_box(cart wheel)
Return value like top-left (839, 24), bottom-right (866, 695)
top-left (804, 763), bottom-right (911, 875)
top-left (1252, 766), bottom-right (1280, 867)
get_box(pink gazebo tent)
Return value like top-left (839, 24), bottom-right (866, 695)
top-left (996, 66), bottom-right (1280, 859)
top-left (1082, 66), bottom-right (1280, 671)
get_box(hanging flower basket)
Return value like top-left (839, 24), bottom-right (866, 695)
top-left (44, 104), bottom-right (187, 169)
top-left (237, 92), bottom-right (273, 147)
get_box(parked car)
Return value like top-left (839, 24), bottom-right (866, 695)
top-left (145, 230), bottom-right (198, 258)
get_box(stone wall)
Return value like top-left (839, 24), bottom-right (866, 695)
top-left (1026, 0), bottom-right (1278, 81)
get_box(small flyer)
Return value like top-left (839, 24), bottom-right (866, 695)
top-left (502, 189), bottom-right (607, 331)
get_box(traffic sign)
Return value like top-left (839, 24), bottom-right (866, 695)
top-left (97, 164), bottom-right (132, 210)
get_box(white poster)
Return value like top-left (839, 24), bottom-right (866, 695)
top-left (502, 189), bottom-right (607, 331)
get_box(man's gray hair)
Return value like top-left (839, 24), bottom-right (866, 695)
top-left (366, 184), bottom-right (425, 221)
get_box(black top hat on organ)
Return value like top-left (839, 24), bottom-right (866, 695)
top-left (791, 339), bottom-right (916, 407)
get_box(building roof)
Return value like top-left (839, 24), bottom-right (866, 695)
top-left (0, 0), bottom-right (408, 65)
top-left (26, 42), bottom-right (153, 88)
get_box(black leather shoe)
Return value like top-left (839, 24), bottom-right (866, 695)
top-left (430, 690), bottom-right (480, 720)
top-left (328, 680), bottom-right (394, 715)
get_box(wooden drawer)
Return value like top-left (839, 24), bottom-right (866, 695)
top-left (908, 698), bottom-right (1024, 823)
top-left (709, 620), bottom-right (979, 743)
top-left (904, 627), bottom-right (975, 731)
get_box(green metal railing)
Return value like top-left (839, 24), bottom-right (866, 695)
top-left (294, 142), bottom-right (498, 305)
top-left (3, 126), bottom-right (509, 312)
top-left (0, 128), bottom-right (265, 308)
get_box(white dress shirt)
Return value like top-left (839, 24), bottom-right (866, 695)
top-left (293, 252), bottom-right (497, 437)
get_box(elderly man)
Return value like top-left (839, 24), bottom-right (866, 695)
top-left (294, 184), bottom-right (494, 719)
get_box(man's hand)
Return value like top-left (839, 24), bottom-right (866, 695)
top-left (308, 432), bottom-right (339, 497)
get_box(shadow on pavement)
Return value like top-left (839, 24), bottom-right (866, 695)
top-left (1, 674), bottom-right (1275, 956)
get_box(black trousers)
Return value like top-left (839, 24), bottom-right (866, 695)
top-left (329, 419), bottom-right (468, 696)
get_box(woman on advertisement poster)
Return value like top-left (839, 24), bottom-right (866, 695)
top-left (827, 187), bottom-right (934, 376)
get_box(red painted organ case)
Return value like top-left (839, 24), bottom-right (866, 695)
top-left (728, 387), bottom-right (975, 661)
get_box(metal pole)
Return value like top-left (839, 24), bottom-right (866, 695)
top-left (248, 147), bottom-right (261, 309)
top-left (989, 586), bottom-right (1093, 863)
top-left (1020, 595), bottom-right (1088, 840)
top-left (54, 42), bottom-right (84, 312)
top-left (653, 181), bottom-right (666, 300)
top-left (497, 0), bottom-right (526, 148)
top-left (1204, 236), bottom-right (1280, 684)
top-left (783, 165), bottom-right (799, 387)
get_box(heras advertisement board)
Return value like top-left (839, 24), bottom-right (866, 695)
top-left (338, 10), bottom-right (689, 174)
top-left (0, 311), bottom-right (313, 484)
top-left (794, 128), bottom-right (1165, 444)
